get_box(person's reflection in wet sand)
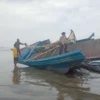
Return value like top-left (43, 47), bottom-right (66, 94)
top-left (12, 67), bottom-right (20, 85)
top-left (57, 91), bottom-right (64, 100)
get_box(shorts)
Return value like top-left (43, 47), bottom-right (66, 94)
top-left (14, 57), bottom-right (18, 62)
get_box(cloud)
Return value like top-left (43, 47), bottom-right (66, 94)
top-left (0, 0), bottom-right (100, 46)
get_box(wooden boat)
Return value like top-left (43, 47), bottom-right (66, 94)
top-left (18, 32), bottom-right (96, 73)
top-left (19, 33), bottom-right (93, 61)
top-left (67, 33), bottom-right (100, 60)
top-left (18, 50), bottom-right (85, 73)
top-left (18, 38), bottom-right (86, 74)
top-left (68, 33), bottom-right (100, 72)
top-left (69, 33), bottom-right (94, 44)
top-left (18, 33), bottom-right (96, 73)
top-left (19, 39), bottom-right (50, 61)
top-left (81, 61), bottom-right (100, 73)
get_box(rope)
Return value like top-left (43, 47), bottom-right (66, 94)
top-left (25, 43), bottom-right (38, 60)
top-left (25, 47), bottom-right (35, 60)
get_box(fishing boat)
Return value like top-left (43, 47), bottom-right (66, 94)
top-left (19, 50), bottom-right (85, 73)
top-left (81, 61), bottom-right (100, 73)
top-left (67, 33), bottom-right (100, 60)
top-left (18, 32), bottom-right (98, 74)
top-left (18, 39), bottom-right (85, 74)
top-left (19, 32), bottom-right (94, 61)
top-left (69, 32), bottom-right (95, 44)
top-left (68, 33), bottom-right (100, 73)
top-left (18, 32), bottom-right (97, 73)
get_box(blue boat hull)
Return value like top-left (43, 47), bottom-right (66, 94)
top-left (18, 50), bottom-right (85, 73)
top-left (19, 41), bottom-right (44, 60)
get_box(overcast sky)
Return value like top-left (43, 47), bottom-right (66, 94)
top-left (0, 0), bottom-right (100, 47)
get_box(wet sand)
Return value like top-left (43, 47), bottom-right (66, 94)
top-left (0, 50), bottom-right (100, 100)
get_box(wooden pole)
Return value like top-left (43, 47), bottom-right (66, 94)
top-left (24, 45), bottom-right (60, 62)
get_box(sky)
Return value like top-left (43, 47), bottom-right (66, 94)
top-left (0, 0), bottom-right (100, 47)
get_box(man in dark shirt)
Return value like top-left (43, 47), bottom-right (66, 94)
top-left (14, 39), bottom-right (25, 56)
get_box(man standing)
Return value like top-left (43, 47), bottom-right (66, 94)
top-left (11, 44), bottom-right (18, 67)
top-left (59, 32), bottom-right (68, 54)
top-left (14, 39), bottom-right (25, 56)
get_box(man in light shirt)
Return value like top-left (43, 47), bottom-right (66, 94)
top-left (59, 32), bottom-right (68, 54)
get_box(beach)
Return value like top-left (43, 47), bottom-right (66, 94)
top-left (0, 50), bottom-right (100, 100)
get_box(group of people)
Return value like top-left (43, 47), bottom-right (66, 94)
top-left (12, 32), bottom-right (68, 67)
top-left (12, 39), bottom-right (26, 67)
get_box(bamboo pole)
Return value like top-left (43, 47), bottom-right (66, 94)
top-left (51, 49), bottom-right (57, 56)
top-left (24, 45), bottom-right (60, 62)
top-left (25, 47), bottom-right (35, 60)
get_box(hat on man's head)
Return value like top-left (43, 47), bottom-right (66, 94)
top-left (61, 32), bottom-right (66, 34)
